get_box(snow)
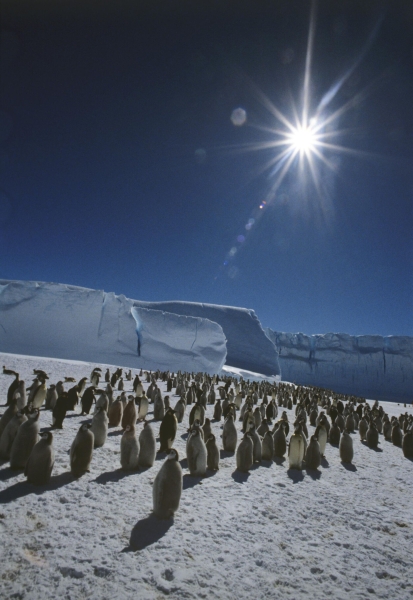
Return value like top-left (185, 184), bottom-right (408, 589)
top-left (267, 329), bottom-right (413, 403)
top-left (1, 351), bottom-right (413, 600)
top-left (0, 281), bottom-right (227, 375)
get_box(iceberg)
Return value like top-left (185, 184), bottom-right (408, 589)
top-left (0, 280), bottom-right (227, 374)
top-left (266, 329), bottom-right (413, 402)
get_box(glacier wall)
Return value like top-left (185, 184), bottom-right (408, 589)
top-left (266, 329), bottom-right (413, 402)
top-left (0, 281), bottom-right (227, 374)
top-left (134, 300), bottom-right (281, 377)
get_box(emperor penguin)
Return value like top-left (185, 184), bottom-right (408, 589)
top-left (249, 425), bottom-right (262, 463)
top-left (122, 397), bottom-right (137, 430)
top-left (402, 430), bottom-right (413, 459)
top-left (138, 392), bottom-right (149, 420)
top-left (14, 380), bottom-right (27, 410)
top-left (29, 376), bottom-right (48, 409)
top-left (262, 430), bottom-right (274, 461)
top-left (152, 449), bottom-right (182, 519)
top-left (91, 406), bottom-right (108, 448)
top-left (273, 421), bottom-right (287, 458)
top-left (0, 398), bottom-right (19, 438)
top-left (0, 411), bottom-right (27, 459)
top-left (52, 392), bottom-right (70, 429)
top-left (108, 397), bottom-right (123, 427)
top-left (25, 432), bottom-right (55, 485)
top-left (3, 368), bottom-right (20, 406)
top-left (138, 422), bottom-right (156, 468)
top-left (45, 385), bottom-right (57, 411)
top-left (305, 433), bottom-right (321, 470)
top-left (339, 430), bottom-right (354, 463)
top-left (173, 398), bottom-right (185, 423)
top-left (316, 423), bottom-right (328, 457)
top-left (10, 410), bottom-right (40, 470)
top-left (329, 418), bottom-right (341, 446)
top-left (94, 391), bottom-right (109, 414)
top-left (359, 416), bottom-right (368, 441)
top-left (236, 433), bottom-right (253, 473)
top-left (153, 393), bottom-right (165, 421)
top-left (159, 408), bottom-right (178, 453)
top-left (70, 423), bottom-right (94, 477)
top-left (189, 402), bottom-right (205, 427)
top-left (288, 424), bottom-right (306, 470)
top-left (366, 420), bottom-right (379, 449)
top-left (120, 424), bottom-right (140, 470)
top-left (202, 418), bottom-right (212, 441)
top-left (391, 422), bottom-right (403, 447)
top-left (186, 425), bottom-right (207, 476)
top-left (206, 434), bottom-right (219, 470)
top-left (222, 413), bottom-right (237, 452)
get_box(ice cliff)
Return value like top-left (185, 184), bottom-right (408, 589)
top-left (133, 300), bottom-right (280, 377)
top-left (0, 281), bottom-right (227, 374)
top-left (266, 330), bottom-right (413, 402)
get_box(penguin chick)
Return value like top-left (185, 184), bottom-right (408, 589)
top-left (25, 432), bottom-right (55, 485)
top-left (9, 410), bottom-right (40, 470)
top-left (70, 424), bottom-right (94, 477)
top-left (152, 449), bottom-right (182, 519)
top-left (91, 406), bottom-right (108, 448)
top-left (186, 426), bottom-right (207, 477)
top-left (206, 434), bottom-right (219, 470)
top-left (236, 433), bottom-right (253, 473)
top-left (138, 422), bottom-right (156, 468)
top-left (120, 424), bottom-right (140, 470)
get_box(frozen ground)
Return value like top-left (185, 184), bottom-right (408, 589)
top-left (0, 352), bottom-right (412, 600)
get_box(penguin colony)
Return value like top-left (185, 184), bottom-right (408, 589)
top-left (1, 364), bottom-right (413, 520)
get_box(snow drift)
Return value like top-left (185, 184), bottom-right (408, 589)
top-left (266, 329), bottom-right (413, 402)
top-left (0, 280), bottom-right (227, 374)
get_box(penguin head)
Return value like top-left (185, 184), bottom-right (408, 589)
top-left (167, 449), bottom-right (179, 461)
top-left (42, 431), bottom-right (53, 444)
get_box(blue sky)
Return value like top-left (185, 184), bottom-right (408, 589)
top-left (1, 0), bottom-right (412, 336)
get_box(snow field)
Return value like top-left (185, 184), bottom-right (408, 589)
top-left (0, 352), bottom-right (412, 600)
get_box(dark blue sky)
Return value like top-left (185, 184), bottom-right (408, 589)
top-left (1, 0), bottom-right (412, 336)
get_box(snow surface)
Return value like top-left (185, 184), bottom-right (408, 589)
top-left (267, 330), bottom-right (413, 403)
top-left (0, 281), bottom-right (227, 375)
top-left (1, 352), bottom-right (413, 600)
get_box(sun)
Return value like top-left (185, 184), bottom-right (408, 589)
top-left (288, 123), bottom-right (318, 155)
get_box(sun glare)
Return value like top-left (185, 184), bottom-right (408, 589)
top-left (288, 124), bottom-right (318, 155)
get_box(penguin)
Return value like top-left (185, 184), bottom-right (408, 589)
top-left (70, 423), bottom-right (94, 477)
top-left (106, 396), bottom-right (122, 426)
top-left (105, 368), bottom-right (110, 383)
top-left (94, 391), bottom-right (109, 414)
top-left (122, 397), bottom-right (137, 430)
top-left (137, 392), bottom-right (149, 420)
top-left (186, 425), bottom-right (207, 477)
top-left (335, 413), bottom-right (345, 432)
top-left (222, 413), bottom-right (237, 452)
top-left (80, 386), bottom-right (95, 415)
top-left (0, 411), bottom-right (27, 459)
top-left (10, 410), bottom-right (40, 470)
top-left (164, 395), bottom-right (170, 411)
top-left (138, 422), bottom-right (156, 468)
top-left (254, 406), bottom-right (262, 429)
top-left (359, 417), bottom-right (368, 442)
top-left (329, 418), bottom-right (341, 446)
top-left (66, 384), bottom-right (80, 411)
top-left (366, 421), bottom-right (379, 449)
top-left (153, 394), bottom-right (165, 421)
top-left (249, 425), bottom-right (262, 463)
top-left (77, 377), bottom-right (88, 397)
top-left (345, 412), bottom-right (356, 433)
top-left (29, 376), bottom-right (48, 409)
top-left (91, 406), bottom-right (108, 448)
top-left (3, 368), bottom-right (20, 406)
top-left (391, 422), bottom-right (403, 447)
top-left (0, 398), bottom-right (19, 438)
top-left (236, 433), bottom-right (253, 473)
top-left (288, 424), bottom-right (306, 470)
top-left (316, 423), bottom-right (328, 457)
top-left (383, 418), bottom-right (392, 441)
top-left (305, 433), bottom-right (321, 470)
top-left (25, 432), bottom-right (55, 485)
top-left (257, 418), bottom-right (269, 438)
top-left (273, 421), bottom-right (287, 458)
top-left (202, 418), bottom-right (212, 441)
top-left (206, 434), bottom-right (219, 470)
top-left (52, 392), bottom-right (70, 429)
top-left (45, 385), bottom-right (57, 411)
top-left (120, 424), bottom-right (140, 470)
top-left (262, 430), bottom-right (274, 461)
top-left (173, 398), bottom-right (185, 423)
top-left (189, 402), bottom-right (205, 427)
top-left (152, 449), bottom-right (182, 519)
top-left (339, 430), bottom-right (354, 464)
top-left (159, 408), bottom-right (178, 453)
top-left (117, 378), bottom-right (124, 391)
top-left (402, 430), bottom-right (413, 459)
top-left (13, 380), bottom-right (27, 410)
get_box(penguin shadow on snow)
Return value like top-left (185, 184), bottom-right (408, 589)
top-left (0, 471), bottom-right (73, 504)
top-left (182, 474), bottom-right (204, 489)
top-left (94, 468), bottom-right (141, 485)
top-left (0, 465), bottom-right (23, 482)
top-left (220, 450), bottom-right (234, 459)
top-left (108, 429), bottom-right (123, 437)
top-left (321, 457), bottom-right (330, 468)
top-left (341, 461), bottom-right (357, 472)
top-left (305, 468), bottom-right (322, 480)
top-left (361, 441), bottom-right (383, 453)
top-left (286, 469), bottom-right (305, 483)
top-left (180, 432), bottom-right (189, 441)
top-left (179, 458), bottom-right (188, 470)
top-left (231, 470), bottom-right (250, 484)
top-left (124, 514), bottom-right (174, 552)
top-left (273, 456), bottom-right (286, 466)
